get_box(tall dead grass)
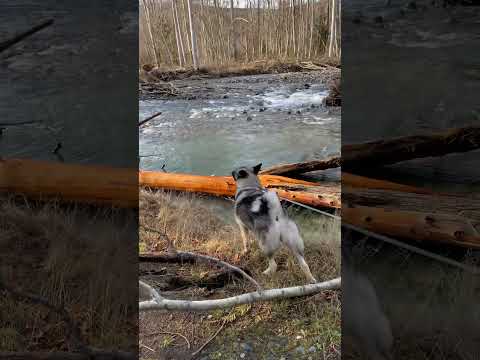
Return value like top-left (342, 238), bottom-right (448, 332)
top-left (0, 196), bottom-right (137, 352)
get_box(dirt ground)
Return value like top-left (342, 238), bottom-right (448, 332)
top-left (139, 190), bottom-right (341, 360)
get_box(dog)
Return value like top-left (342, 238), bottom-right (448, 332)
top-left (231, 163), bottom-right (317, 283)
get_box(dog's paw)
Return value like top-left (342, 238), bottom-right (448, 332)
top-left (263, 268), bottom-right (276, 276)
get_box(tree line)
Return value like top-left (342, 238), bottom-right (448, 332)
top-left (139, 0), bottom-right (341, 69)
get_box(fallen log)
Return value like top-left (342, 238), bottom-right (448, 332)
top-left (342, 173), bottom-right (437, 195)
top-left (343, 187), bottom-right (480, 225)
top-left (343, 206), bottom-right (480, 249)
top-left (0, 158), bottom-right (137, 207)
top-left (261, 127), bottom-right (480, 177)
top-left (342, 126), bottom-right (480, 171)
top-left (259, 157), bottom-right (341, 176)
top-left (139, 170), bottom-right (341, 209)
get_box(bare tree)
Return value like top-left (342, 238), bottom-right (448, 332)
top-left (187, 0), bottom-right (199, 69)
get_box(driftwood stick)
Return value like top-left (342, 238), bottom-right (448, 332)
top-left (139, 278), bottom-right (341, 312)
top-left (0, 19), bottom-right (54, 53)
top-left (139, 111), bottom-right (162, 127)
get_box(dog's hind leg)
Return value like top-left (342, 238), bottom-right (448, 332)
top-left (235, 218), bottom-right (250, 254)
top-left (294, 253), bottom-right (317, 284)
top-left (263, 256), bottom-right (278, 275)
top-left (282, 220), bottom-right (317, 283)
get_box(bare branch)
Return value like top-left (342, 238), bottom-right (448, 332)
top-left (139, 277), bottom-right (341, 312)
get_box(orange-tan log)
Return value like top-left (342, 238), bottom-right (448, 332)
top-left (342, 173), bottom-right (437, 194)
top-left (343, 206), bottom-right (480, 249)
top-left (139, 171), bottom-right (341, 209)
top-left (0, 158), bottom-right (138, 207)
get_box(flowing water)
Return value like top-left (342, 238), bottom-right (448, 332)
top-left (139, 72), bottom-right (341, 180)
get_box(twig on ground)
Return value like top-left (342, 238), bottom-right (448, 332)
top-left (191, 319), bottom-right (227, 357)
top-left (139, 342), bottom-right (156, 353)
top-left (143, 331), bottom-right (191, 349)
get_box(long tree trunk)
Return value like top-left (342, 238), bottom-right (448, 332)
top-left (141, 0), bottom-right (159, 67)
top-left (186, 0), bottom-right (199, 69)
top-left (328, 0), bottom-right (335, 57)
top-left (342, 126), bottom-right (480, 171)
top-left (176, 0), bottom-right (187, 65)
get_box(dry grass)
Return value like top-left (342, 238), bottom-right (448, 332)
top-left (139, 189), bottom-right (341, 359)
top-left (0, 195), bottom-right (137, 352)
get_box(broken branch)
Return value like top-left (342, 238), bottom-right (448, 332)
top-left (139, 277), bottom-right (341, 312)
top-left (140, 251), bottom-right (261, 290)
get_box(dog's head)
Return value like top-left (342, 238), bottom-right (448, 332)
top-left (231, 163), bottom-right (262, 189)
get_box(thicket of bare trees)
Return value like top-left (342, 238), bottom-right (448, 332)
top-left (139, 0), bottom-right (340, 69)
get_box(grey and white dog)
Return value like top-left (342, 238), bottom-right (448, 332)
top-left (231, 163), bottom-right (317, 283)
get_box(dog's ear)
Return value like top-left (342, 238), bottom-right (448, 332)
top-left (253, 163), bottom-right (262, 175)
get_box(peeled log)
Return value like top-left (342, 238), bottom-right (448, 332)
top-left (343, 206), bottom-right (480, 249)
top-left (342, 126), bottom-right (480, 171)
top-left (0, 158), bottom-right (137, 207)
top-left (139, 171), bottom-right (341, 209)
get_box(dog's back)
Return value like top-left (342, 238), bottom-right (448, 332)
top-left (234, 188), bottom-right (274, 235)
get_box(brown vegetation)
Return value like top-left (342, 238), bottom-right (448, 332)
top-left (139, 189), bottom-right (340, 359)
top-left (0, 196), bottom-right (137, 352)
